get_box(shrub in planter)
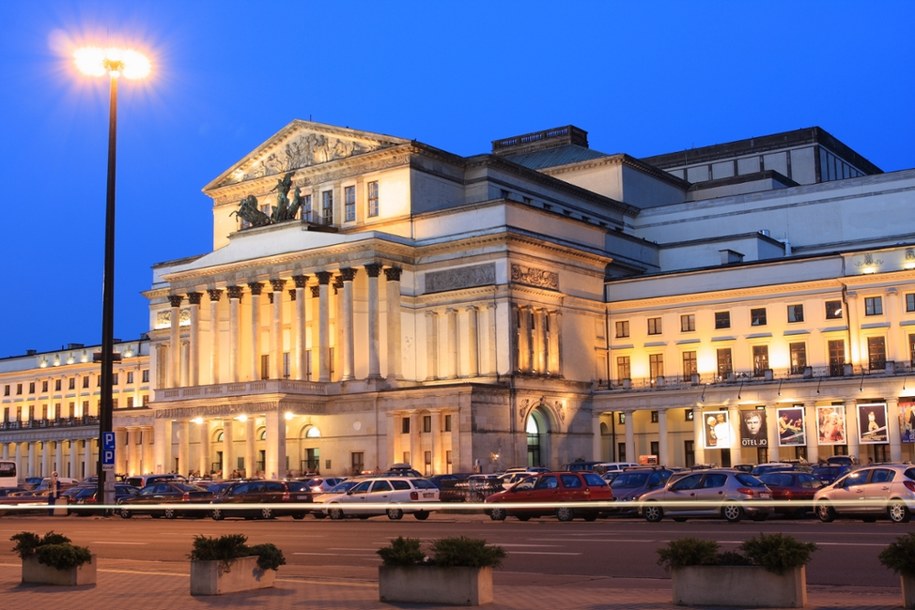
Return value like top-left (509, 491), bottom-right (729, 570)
top-left (879, 533), bottom-right (915, 608)
top-left (189, 534), bottom-right (286, 571)
top-left (11, 531), bottom-right (95, 586)
top-left (189, 534), bottom-right (286, 596)
top-left (740, 532), bottom-right (817, 574)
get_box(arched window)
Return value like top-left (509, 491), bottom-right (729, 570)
top-left (305, 426), bottom-right (321, 438)
top-left (526, 411), bottom-right (546, 467)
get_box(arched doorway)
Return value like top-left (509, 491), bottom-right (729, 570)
top-left (526, 409), bottom-right (550, 467)
top-left (302, 425), bottom-right (321, 474)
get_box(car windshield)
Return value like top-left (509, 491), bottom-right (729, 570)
top-left (612, 472), bottom-right (650, 488)
top-left (736, 473), bottom-right (767, 487)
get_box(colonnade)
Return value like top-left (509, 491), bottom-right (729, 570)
top-left (0, 437), bottom-right (96, 480)
top-left (515, 305), bottom-right (561, 375)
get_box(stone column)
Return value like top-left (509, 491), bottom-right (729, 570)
top-left (269, 279), bottom-right (286, 379)
top-left (316, 272), bottom-right (332, 382)
top-left (887, 397), bottom-right (902, 462)
top-left (517, 306), bottom-right (531, 372)
top-left (624, 410), bottom-right (635, 462)
top-left (885, 288), bottom-right (900, 362)
top-left (227, 286), bottom-right (243, 382)
top-left (115, 429), bottom-right (128, 474)
top-left (425, 311), bottom-right (439, 380)
top-left (533, 308), bottom-right (546, 373)
top-left (548, 310), bottom-right (561, 376)
top-left (207, 289), bottom-right (222, 385)
top-left (465, 306), bottom-right (479, 377)
top-left (245, 417), bottom-right (256, 477)
top-left (340, 268), bottom-right (357, 381)
top-left (658, 409), bottom-right (669, 466)
top-left (845, 291), bottom-right (861, 366)
top-left (168, 295), bottom-right (183, 388)
top-left (805, 401), bottom-right (820, 464)
top-left (446, 308), bottom-right (458, 379)
top-left (222, 419), bottom-right (234, 478)
top-left (178, 420), bottom-right (190, 477)
top-left (410, 413), bottom-right (421, 468)
top-left (430, 411), bottom-right (442, 474)
top-left (366, 263), bottom-right (382, 379)
top-left (54, 440), bottom-right (63, 475)
top-left (248, 282), bottom-right (263, 380)
top-left (82, 440), bottom-right (92, 480)
top-left (693, 410), bottom-right (706, 466)
top-left (126, 428), bottom-right (139, 475)
top-left (265, 411), bottom-right (287, 479)
top-left (187, 292), bottom-right (202, 386)
top-left (592, 412), bottom-right (603, 461)
top-left (292, 275), bottom-right (308, 380)
top-left (384, 267), bottom-right (403, 379)
top-left (67, 440), bottom-right (77, 479)
top-left (309, 285), bottom-right (320, 380)
top-left (197, 420), bottom-right (210, 476)
top-left (845, 400), bottom-right (860, 461)
top-left (484, 303), bottom-right (497, 376)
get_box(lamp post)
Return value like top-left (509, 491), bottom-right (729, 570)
top-left (75, 47), bottom-right (149, 509)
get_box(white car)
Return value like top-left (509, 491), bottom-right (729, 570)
top-left (320, 476), bottom-right (439, 520)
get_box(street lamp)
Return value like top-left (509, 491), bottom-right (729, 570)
top-left (75, 46), bottom-right (150, 509)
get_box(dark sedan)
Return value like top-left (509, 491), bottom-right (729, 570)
top-left (68, 484), bottom-right (140, 515)
top-left (210, 480), bottom-right (314, 520)
top-left (118, 482), bottom-right (213, 519)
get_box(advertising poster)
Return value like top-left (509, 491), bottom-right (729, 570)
top-left (858, 402), bottom-right (888, 444)
top-left (816, 405), bottom-right (847, 445)
top-left (740, 409), bottom-right (767, 447)
top-left (703, 410), bottom-right (730, 449)
top-left (777, 406), bottom-right (806, 447)
top-left (899, 401), bottom-right (915, 444)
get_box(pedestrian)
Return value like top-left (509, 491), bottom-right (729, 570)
top-left (47, 471), bottom-right (59, 516)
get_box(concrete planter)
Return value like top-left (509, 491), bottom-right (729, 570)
top-left (672, 565), bottom-right (807, 608)
top-left (22, 554), bottom-right (97, 586)
top-left (379, 565), bottom-right (493, 606)
top-left (190, 556), bottom-right (276, 596)
top-left (901, 573), bottom-right (915, 609)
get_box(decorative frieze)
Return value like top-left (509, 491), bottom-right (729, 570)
top-left (511, 264), bottom-right (558, 290)
top-left (424, 263), bottom-right (495, 294)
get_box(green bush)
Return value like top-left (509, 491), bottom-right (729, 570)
top-left (879, 533), bottom-right (915, 577)
top-left (740, 533), bottom-right (817, 574)
top-left (189, 534), bottom-right (285, 572)
top-left (377, 536), bottom-right (505, 568)
top-left (10, 531), bottom-right (92, 570)
top-left (657, 537), bottom-right (719, 570)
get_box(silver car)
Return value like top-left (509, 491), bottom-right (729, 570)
top-left (639, 468), bottom-right (771, 523)
top-left (813, 464), bottom-right (915, 523)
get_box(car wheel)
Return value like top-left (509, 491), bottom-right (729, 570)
top-left (816, 502), bottom-right (836, 523)
top-left (386, 508), bottom-right (404, 520)
top-left (722, 503), bottom-right (743, 522)
top-left (489, 507), bottom-right (507, 521)
top-left (120, 508), bottom-right (132, 519)
top-left (164, 508), bottom-right (177, 519)
top-left (516, 514), bottom-right (532, 522)
top-left (211, 508), bottom-right (224, 521)
top-left (329, 507), bottom-right (345, 520)
top-left (413, 510), bottom-right (430, 521)
top-left (888, 500), bottom-right (911, 523)
top-left (643, 503), bottom-right (663, 523)
top-left (556, 507), bottom-right (574, 522)
top-left (261, 507), bottom-right (273, 519)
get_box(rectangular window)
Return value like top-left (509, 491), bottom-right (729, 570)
top-left (717, 348), bottom-right (733, 379)
top-left (55, 379), bottom-right (62, 391)
top-left (825, 300), bottom-right (843, 319)
top-left (321, 190), bottom-right (333, 225)
top-left (750, 307), bottom-right (767, 326)
top-left (16, 384), bottom-right (22, 395)
top-left (685, 409), bottom-right (694, 422)
top-left (344, 185), bottom-right (356, 222)
top-left (715, 311), bottom-right (730, 329)
top-left (401, 417), bottom-right (410, 434)
top-left (680, 314), bottom-right (695, 332)
top-left (752, 345), bottom-right (769, 376)
top-left (867, 336), bottom-right (887, 370)
top-left (351, 452), bottom-right (364, 476)
top-left (260, 354), bottom-right (270, 380)
top-left (682, 351), bottom-right (697, 381)
top-left (649, 354), bottom-right (664, 381)
top-left (787, 304), bottom-right (804, 323)
top-left (910, 334), bottom-right (915, 367)
top-left (282, 352), bottom-right (290, 378)
top-left (615, 320), bottom-right (629, 338)
top-left (789, 342), bottom-right (807, 375)
top-left (126, 396), bottom-right (134, 408)
top-left (141, 370), bottom-right (149, 383)
top-left (3, 385), bottom-right (8, 396)
top-left (83, 376), bottom-right (90, 388)
top-left (127, 372), bottom-right (134, 384)
top-left (28, 382), bottom-right (34, 394)
top-left (41, 380), bottom-right (48, 392)
top-left (906, 293), bottom-right (915, 312)
top-left (302, 193), bottom-right (313, 222)
top-left (865, 296), bottom-right (883, 316)
top-left (422, 415), bottom-right (432, 433)
top-left (444, 414), bottom-right (452, 432)
top-left (828, 339), bottom-right (845, 375)
top-left (142, 394), bottom-right (149, 407)
top-left (616, 356), bottom-right (631, 381)
top-left (650, 411), bottom-right (659, 423)
top-left (367, 180), bottom-right (379, 217)
top-left (647, 317), bottom-right (662, 335)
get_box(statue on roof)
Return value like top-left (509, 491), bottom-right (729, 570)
top-left (231, 195), bottom-right (271, 228)
top-left (232, 172), bottom-right (302, 230)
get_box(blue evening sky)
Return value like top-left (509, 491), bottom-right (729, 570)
top-left (0, 0), bottom-right (912, 358)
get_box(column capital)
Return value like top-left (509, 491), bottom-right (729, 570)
top-left (310, 285), bottom-right (321, 298)
top-left (316, 271), bottom-right (333, 285)
top-left (187, 292), bottom-right (203, 305)
top-left (227, 285), bottom-right (243, 300)
top-left (168, 295), bottom-right (183, 308)
top-left (207, 289), bottom-right (222, 302)
top-left (292, 274), bottom-right (309, 288)
top-left (365, 263), bottom-right (382, 278)
top-left (248, 282), bottom-right (264, 296)
top-left (340, 267), bottom-right (358, 282)
top-left (384, 266), bottom-right (402, 281)
top-left (270, 279), bottom-right (286, 292)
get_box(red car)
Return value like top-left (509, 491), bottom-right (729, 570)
top-left (758, 471), bottom-right (822, 517)
top-left (484, 471), bottom-right (612, 522)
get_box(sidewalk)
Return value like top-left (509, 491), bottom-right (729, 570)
top-left (0, 558), bottom-right (903, 609)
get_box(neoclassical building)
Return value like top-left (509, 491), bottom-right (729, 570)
top-left (4, 121), bottom-right (914, 480)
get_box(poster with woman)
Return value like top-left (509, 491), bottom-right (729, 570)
top-left (817, 406), bottom-right (846, 445)
top-left (777, 406), bottom-right (806, 447)
top-left (858, 402), bottom-right (888, 444)
top-left (899, 401), bottom-right (915, 443)
top-left (703, 410), bottom-right (730, 449)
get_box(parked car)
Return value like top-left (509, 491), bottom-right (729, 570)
top-left (210, 479), bottom-right (314, 520)
top-left (593, 462), bottom-right (638, 474)
top-left (384, 463), bottom-right (423, 477)
top-left (811, 464), bottom-right (853, 485)
top-left (299, 476), bottom-right (347, 493)
top-left (563, 460), bottom-right (605, 472)
top-left (640, 468), bottom-right (772, 523)
top-left (453, 474), bottom-right (504, 502)
top-left (124, 473), bottom-right (188, 488)
top-left (429, 473), bottom-right (472, 502)
top-left (118, 482), bottom-right (213, 519)
top-left (750, 462), bottom-right (808, 477)
top-left (21, 476), bottom-right (43, 490)
top-left (484, 471), bottom-right (613, 522)
top-left (320, 476), bottom-right (439, 520)
top-left (758, 471), bottom-right (823, 517)
top-left (608, 467), bottom-right (674, 513)
top-left (814, 463), bottom-right (915, 523)
top-left (68, 484), bottom-right (140, 516)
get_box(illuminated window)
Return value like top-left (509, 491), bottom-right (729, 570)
top-left (423, 415), bottom-right (432, 433)
top-left (616, 356), bottom-right (631, 381)
top-left (680, 314), bottom-right (695, 332)
top-left (401, 417), bottom-right (410, 434)
top-left (828, 339), bottom-right (845, 375)
top-left (685, 409), bottom-right (694, 422)
top-left (302, 194), bottom-right (313, 222)
top-left (865, 297), bottom-right (883, 316)
top-left (650, 411), bottom-right (659, 423)
top-left (615, 320), bottom-right (629, 338)
top-left (41, 380), bottom-right (48, 392)
top-left (647, 317), bottom-right (662, 335)
top-left (682, 351), bottom-right (697, 381)
top-left (715, 311), bottom-right (730, 329)
top-left (825, 300), bottom-right (843, 319)
top-left (750, 308), bottom-right (767, 326)
top-left (787, 304), bottom-right (804, 323)
top-left (906, 293), bottom-right (915, 312)
top-left (717, 348), bottom-right (733, 378)
top-left (790, 342), bottom-right (807, 374)
top-left (867, 336), bottom-right (886, 370)
top-left (752, 345), bottom-right (769, 376)
top-left (321, 190), bottom-right (333, 225)
top-left (344, 185), bottom-right (356, 222)
top-left (909, 334), bottom-right (915, 367)
top-left (367, 181), bottom-right (379, 217)
top-left (649, 354), bottom-right (664, 381)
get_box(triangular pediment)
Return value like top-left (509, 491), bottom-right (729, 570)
top-left (204, 120), bottom-right (409, 192)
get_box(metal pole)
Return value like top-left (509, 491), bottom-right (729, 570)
top-left (97, 71), bottom-right (118, 508)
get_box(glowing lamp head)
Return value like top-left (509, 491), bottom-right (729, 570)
top-left (75, 47), bottom-right (150, 79)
